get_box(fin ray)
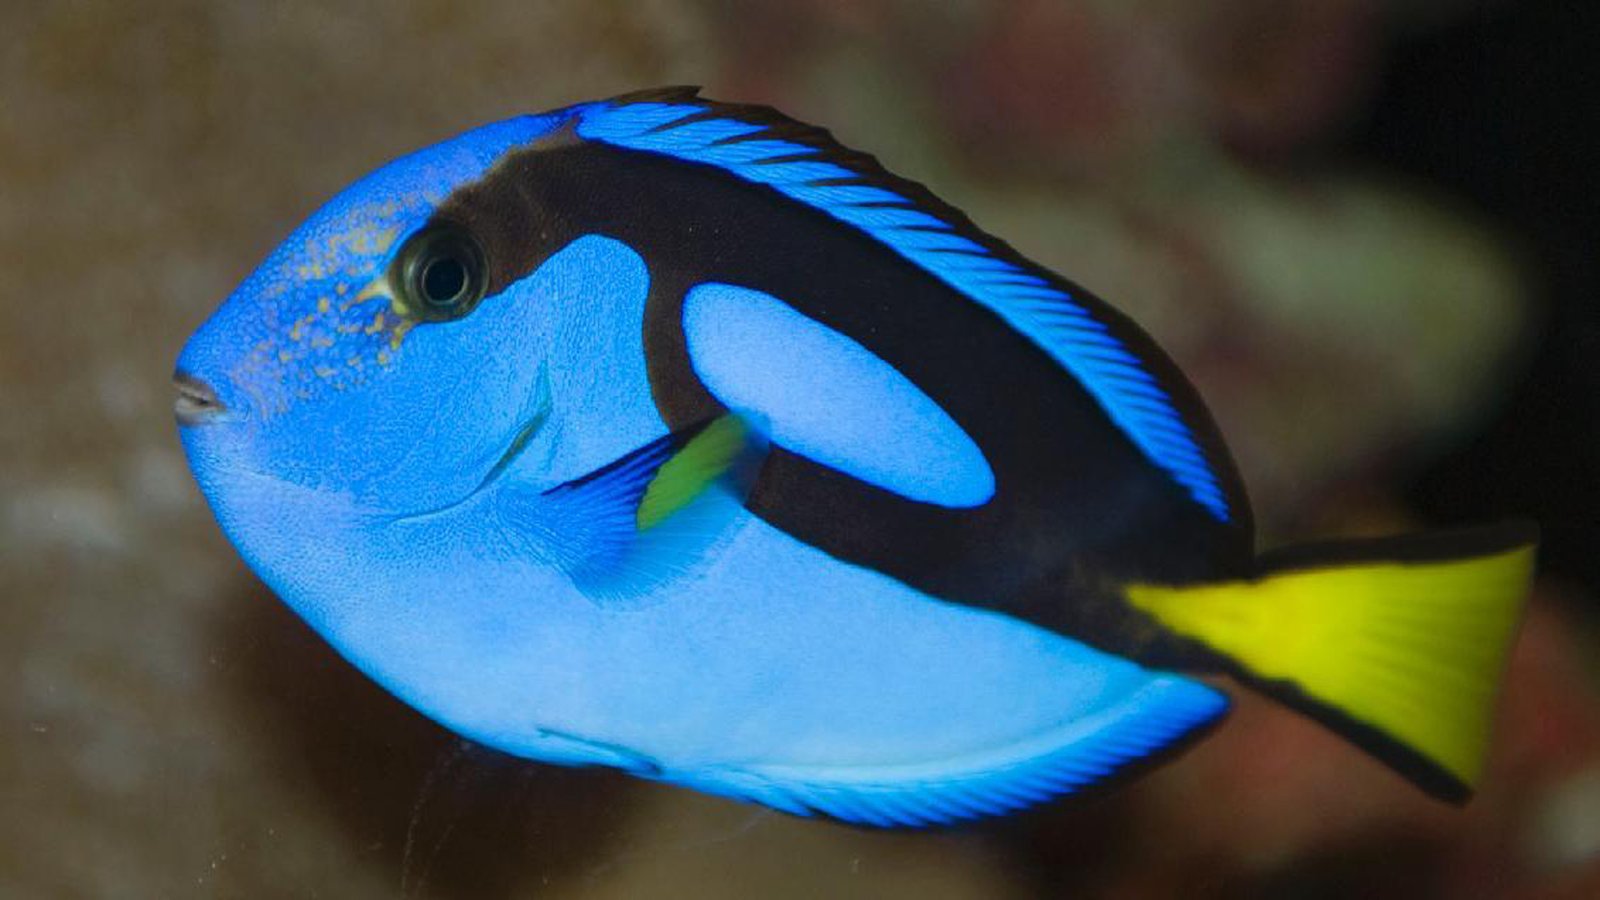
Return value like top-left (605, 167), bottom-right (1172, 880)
top-left (667, 675), bottom-right (1227, 828)
top-left (500, 415), bottom-right (761, 601)
top-left (1125, 522), bottom-right (1537, 799)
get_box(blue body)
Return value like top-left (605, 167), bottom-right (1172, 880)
top-left (177, 94), bottom-right (1230, 826)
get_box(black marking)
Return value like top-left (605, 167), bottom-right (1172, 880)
top-left (432, 91), bottom-right (1256, 644)
top-left (1236, 667), bottom-right (1472, 803)
top-left (1255, 519), bottom-right (1538, 574)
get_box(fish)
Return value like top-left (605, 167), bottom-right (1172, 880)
top-left (174, 87), bottom-right (1537, 828)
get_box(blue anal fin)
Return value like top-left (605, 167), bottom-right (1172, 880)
top-left (666, 675), bottom-right (1228, 828)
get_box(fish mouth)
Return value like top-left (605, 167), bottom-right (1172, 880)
top-left (173, 372), bottom-right (229, 426)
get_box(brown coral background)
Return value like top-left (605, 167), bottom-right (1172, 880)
top-left (4, 1), bottom-right (1598, 897)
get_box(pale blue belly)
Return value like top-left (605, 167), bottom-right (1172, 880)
top-left (323, 491), bottom-right (1208, 784)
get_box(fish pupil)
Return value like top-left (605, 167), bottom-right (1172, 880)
top-left (391, 221), bottom-right (487, 321)
top-left (421, 255), bottom-right (468, 306)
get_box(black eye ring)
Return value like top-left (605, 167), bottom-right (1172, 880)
top-left (391, 222), bottom-right (489, 322)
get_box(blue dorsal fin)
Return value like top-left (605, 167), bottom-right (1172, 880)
top-left (572, 88), bottom-right (1236, 523)
top-left (666, 673), bottom-right (1229, 828)
top-left (503, 415), bottom-right (762, 601)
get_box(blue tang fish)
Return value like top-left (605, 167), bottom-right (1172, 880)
top-left (175, 88), bottom-right (1537, 828)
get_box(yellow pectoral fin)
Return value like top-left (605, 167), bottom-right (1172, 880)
top-left (1125, 526), bottom-right (1536, 798)
top-left (636, 415), bottom-right (757, 531)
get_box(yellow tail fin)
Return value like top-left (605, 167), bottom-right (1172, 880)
top-left (1124, 524), bottom-right (1537, 801)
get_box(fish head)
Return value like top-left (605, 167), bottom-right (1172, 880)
top-left (175, 116), bottom-right (571, 525)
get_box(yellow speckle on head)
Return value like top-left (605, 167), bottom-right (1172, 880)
top-left (289, 313), bottom-right (316, 343)
top-left (314, 365), bottom-right (337, 379)
top-left (364, 312), bottom-right (387, 335)
top-left (311, 335), bottom-right (334, 349)
top-left (318, 297), bottom-right (331, 314)
top-left (343, 277), bottom-right (389, 311)
top-left (350, 226), bottom-right (399, 255)
top-left (377, 350), bottom-right (391, 366)
top-left (389, 320), bottom-right (415, 350)
top-left (347, 356), bottom-right (363, 368)
top-left (277, 349), bottom-right (293, 364)
top-left (336, 283), bottom-right (349, 296)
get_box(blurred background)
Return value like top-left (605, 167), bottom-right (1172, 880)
top-left (4, 0), bottom-right (1599, 896)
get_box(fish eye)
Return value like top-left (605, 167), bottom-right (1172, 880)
top-left (391, 222), bottom-right (489, 322)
